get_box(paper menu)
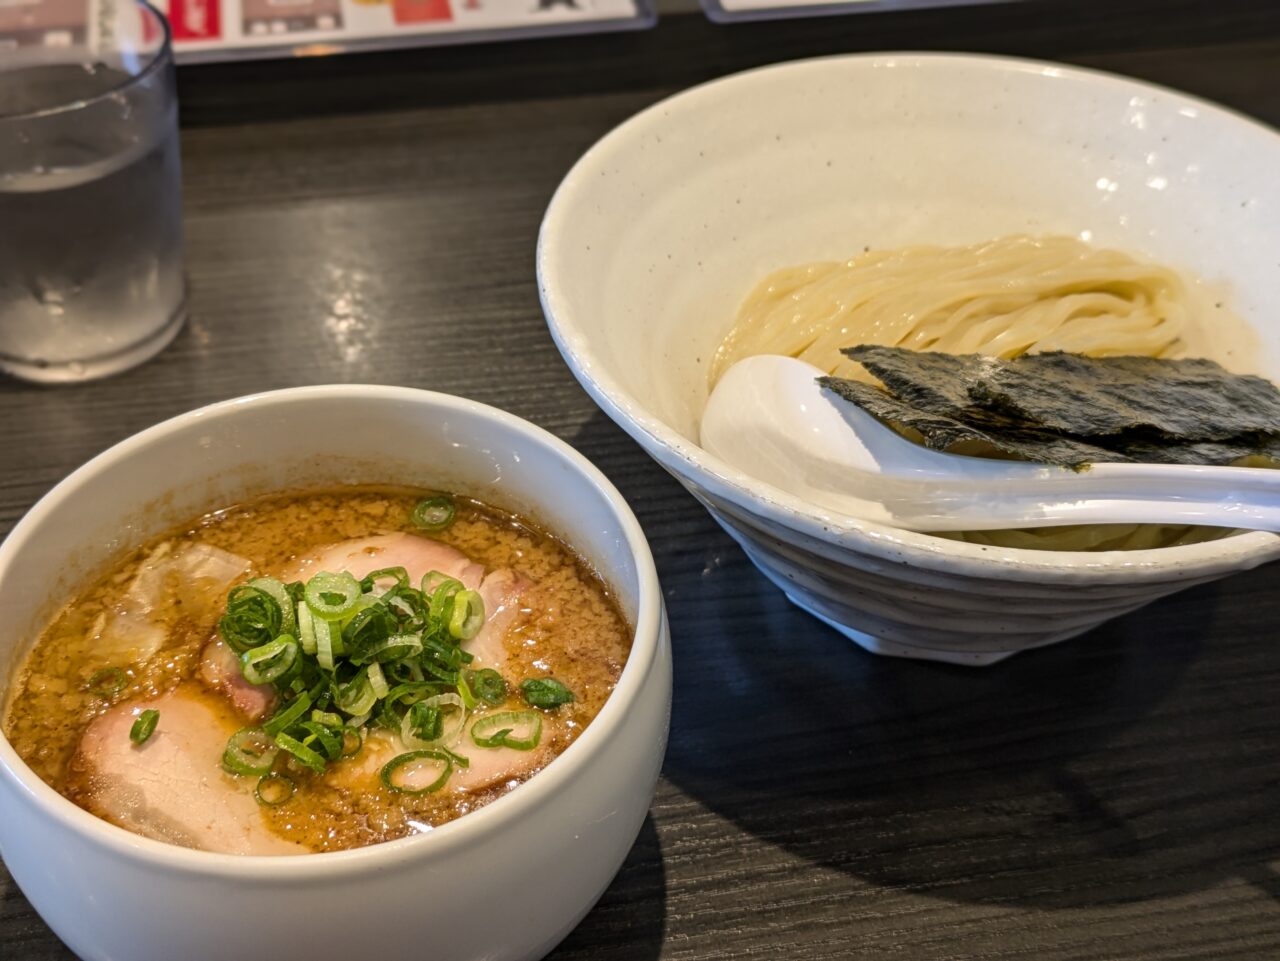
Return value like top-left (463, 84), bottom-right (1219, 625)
top-left (0, 0), bottom-right (91, 49)
top-left (0, 0), bottom-right (653, 63)
top-left (702, 0), bottom-right (1014, 21)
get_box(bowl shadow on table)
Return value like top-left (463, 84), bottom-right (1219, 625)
top-left (659, 530), bottom-right (1280, 911)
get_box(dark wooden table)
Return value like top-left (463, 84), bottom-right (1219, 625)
top-left (5, 1), bottom-right (1280, 957)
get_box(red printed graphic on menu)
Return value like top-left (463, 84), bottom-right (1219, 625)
top-left (167, 0), bottom-right (222, 40)
top-left (0, 0), bottom-right (88, 49)
top-left (141, 1), bottom-right (161, 42)
top-left (392, 0), bottom-right (452, 24)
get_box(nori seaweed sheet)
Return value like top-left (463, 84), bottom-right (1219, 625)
top-left (838, 346), bottom-right (989, 420)
top-left (819, 376), bottom-right (1280, 469)
top-left (971, 352), bottom-right (1280, 439)
top-left (1092, 432), bottom-right (1280, 466)
top-left (845, 345), bottom-right (1280, 440)
top-left (818, 376), bottom-right (1133, 468)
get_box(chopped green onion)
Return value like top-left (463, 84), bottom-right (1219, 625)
top-left (424, 693), bottom-right (465, 744)
top-left (249, 577), bottom-right (297, 637)
top-left (304, 571), bottom-right (362, 622)
top-left (255, 773), bottom-right (295, 806)
top-left (239, 636), bottom-right (299, 686)
top-left (339, 726), bottom-right (364, 759)
top-left (367, 661), bottom-right (389, 699)
top-left (408, 702), bottom-right (442, 741)
top-left (401, 661), bottom-right (426, 684)
top-left (129, 709), bottom-right (160, 745)
top-left (275, 732), bottom-right (328, 775)
top-left (381, 681), bottom-right (435, 709)
top-left (411, 497), bottom-right (456, 531)
top-left (420, 636), bottom-right (468, 683)
top-left (420, 570), bottom-right (455, 594)
top-left (456, 670), bottom-right (477, 710)
top-left (334, 671), bottom-right (377, 717)
top-left (448, 589), bottom-right (485, 641)
top-left (386, 592), bottom-right (421, 622)
top-left (400, 692), bottom-right (466, 749)
top-left (297, 720), bottom-right (344, 761)
top-left (210, 534), bottom-right (524, 785)
top-left (297, 602), bottom-right (317, 656)
top-left (344, 592), bottom-right (384, 620)
top-left (376, 681), bottom-right (436, 729)
top-left (437, 745), bottom-right (470, 769)
top-left (218, 585), bottom-right (283, 653)
top-left (426, 577), bottom-right (464, 625)
top-left (343, 603), bottom-right (394, 657)
top-left (351, 632), bottom-right (423, 666)
top-left (521, 678), bottom-right (575, 710)
top-left (470, 710), bottom-right (542, 750)
top-left (467, 669), bottom-right (508, 706)
top-left (381, 750), bottom-right (453, 794)
top-left (420, 665), bottom-right (460, 687)
top-left (263, 692), bottom-right (312, 738)
top-left (315, 617), bottom-right (337, 671)
top-left (360, 566), bottom-right (410, 593)
top-left (86, 667), bottom-right (126, 697)
top-left (222, 727), bottom-right (280, 776)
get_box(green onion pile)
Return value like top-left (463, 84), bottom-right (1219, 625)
top-left (212, 497), bottom-right (574, 805)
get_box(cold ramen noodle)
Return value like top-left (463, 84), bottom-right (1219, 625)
top-left (708, 235), bottom-right (1276, 551)
top-left (709, 234), bottom-right (1246, 382)
top-left (3, 488), bottom-right (632, 855)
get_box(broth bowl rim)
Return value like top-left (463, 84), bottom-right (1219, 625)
top-left (0, 383), bottom-right (665, 877)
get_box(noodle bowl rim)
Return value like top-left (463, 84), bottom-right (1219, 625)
top-left (538, 51), bottom-right (1280, 577)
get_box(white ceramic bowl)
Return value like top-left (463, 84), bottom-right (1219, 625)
top-left (537, 52), bottom-right (1280, 666)
top-left (0, 386), bottom-right (671, 961)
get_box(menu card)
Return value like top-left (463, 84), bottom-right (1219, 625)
top-left (0, 0), bottom-right (654, 63)
top-left (701, 0), bottom-right (1015, 22)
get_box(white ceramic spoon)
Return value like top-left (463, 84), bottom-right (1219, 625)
top-left (700, 355), bottom-right (1280, 533)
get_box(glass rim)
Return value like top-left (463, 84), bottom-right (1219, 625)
top-left (0, 0), bottom-right (174, 124)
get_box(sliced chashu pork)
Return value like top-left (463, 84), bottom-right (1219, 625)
top-left (92, 542), bottom-right (250, 662)
top-left (465, 566), bottom-right (529, 673)
top-left (68, 686), bottom-right (306, 855)
top-left (281, 532), bottom-right (485, 592)
top-left (200, 638), bottom-right (275, 722)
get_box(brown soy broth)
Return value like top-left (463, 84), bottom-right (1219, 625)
top-left (2, 487), bottom-right (632, 852)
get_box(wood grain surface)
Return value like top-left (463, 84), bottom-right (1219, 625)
top-left (4, 2), bottom-right (1280, 958)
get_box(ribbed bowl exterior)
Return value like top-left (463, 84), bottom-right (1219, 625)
top-left (688, 483), bottom-right (1267, 665)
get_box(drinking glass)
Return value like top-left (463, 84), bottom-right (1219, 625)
top-left (0, 2), bottom-right (185, 383)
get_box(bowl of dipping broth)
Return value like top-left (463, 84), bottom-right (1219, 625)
top-left (0, 385), bottom-right (670, 961)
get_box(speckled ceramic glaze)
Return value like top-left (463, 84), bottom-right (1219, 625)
top-left (537, 53), bottom-right (1280, 665)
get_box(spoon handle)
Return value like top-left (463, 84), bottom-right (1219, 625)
top-left (882, 463), bottom-right (1280, 532)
